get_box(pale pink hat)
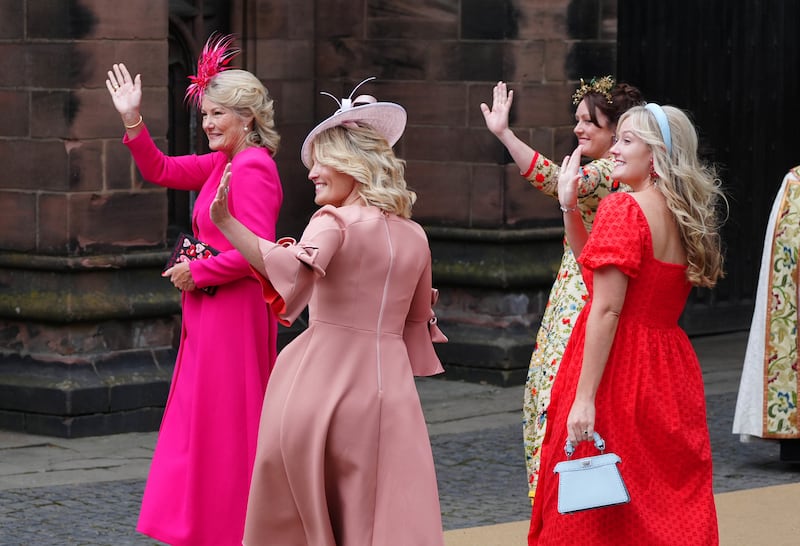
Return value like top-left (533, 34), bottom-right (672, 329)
top-left (301, 77), bottom-right (407, 168)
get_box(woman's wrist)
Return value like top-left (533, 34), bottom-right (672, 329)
top-left (121, 111), bottom-right (142, 128)
top-left (560, 203), bottom-right (578, 213)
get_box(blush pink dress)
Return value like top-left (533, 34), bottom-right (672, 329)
top-left (124, 126), bottom-right (282, 546)
top-left (243, 204), bottom-right (446, 546)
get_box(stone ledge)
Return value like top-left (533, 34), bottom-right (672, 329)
top-left (435, 324), bottom-right (533, 387)
top-left (0, 351), bottom-right (174, 438)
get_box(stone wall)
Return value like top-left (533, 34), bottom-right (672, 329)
top-left (0, 0), bottom-right (177, 436)
top-left (240, 0), bottom-right (620, 385)
top-left (0, 0), bottom-right (618, 436)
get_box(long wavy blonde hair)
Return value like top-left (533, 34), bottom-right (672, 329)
top-left (618, 105), bottom-right (727, 287)
top-left (309, 124), bottom-right (416, 218)
top-left (204, 70), bottom-right (281, 154)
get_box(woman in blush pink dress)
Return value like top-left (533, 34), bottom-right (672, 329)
top-left (105, 34), bottom-right (282, 545)
top-left (211, 83), bottom-right (447, 546)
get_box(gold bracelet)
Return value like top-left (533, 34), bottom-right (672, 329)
top-left (560, 204), bottom-right (578, 213)
top-left (124, 115), bottom-right (143, 129)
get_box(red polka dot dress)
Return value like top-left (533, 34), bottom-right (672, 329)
top-left (528, 193), bottom-right (718, 545)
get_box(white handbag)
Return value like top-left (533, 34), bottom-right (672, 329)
top-left (553, 432), bottom-right (630, 514)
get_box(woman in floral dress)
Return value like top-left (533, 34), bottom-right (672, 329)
top-left (481, 77), bottom-right (643, 503)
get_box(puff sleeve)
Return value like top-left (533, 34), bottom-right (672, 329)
top-left (578, 192), bottom-right (644, 278)
top-left (251, 207), bottom-right (344, 326)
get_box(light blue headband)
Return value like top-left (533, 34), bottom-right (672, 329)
top-left (644, 103), bottom-right (672, 155)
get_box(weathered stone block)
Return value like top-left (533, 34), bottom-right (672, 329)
top-left (565, 42), bottom-right (617, 81)
top-left (30, 91), bottom-right (72, 138)
top-left (391, 82), bottom-right (468, 126)
top-left (0, 91), bottom-right (28, 137)
top-left (507, 84), bottom-right (574, 128)
top-left (27, 0), bottom-right (98, 40)
top-left (0, 0), bottom-right (23, 39)
top-left (104, 139), bottom-right (137, 191)
top-left (544, 39), bottom-right (569, 81)
top-left (38, 193), bottom-right (70, 252)
top-left (252, 0), bottom-right (289, 37)
top-left (516, 0), bottom-right (571, 41)
top-left (315, 0), bottom-right (363, 38)
top-left (367, 0), bottom-right (458, 40)
top-left (255, 39), bottom-right (314, 80)
top-left (462, 0), bottom-right (517, 40)
top-left (0, 45), bottom-right (25, 86)
top-left (469, 164), bottom-right (504, 227)
top-left (0, 140), bottom-right (68, 192)
top-left (67, 140), bottom-right (104, 192)
top-left (67, 192), bottom-right (167, 252)
top-left (69, 88), bottom-right (168, 140)
top-left (78, 0), bottom-right (168, 40)
top-left (567, 0), bottom-right (601, 39)
top-left (0, 192), bottom-right (36, 251)
top-left (26, 43), bottom-right (91, 88)
top-left (407, 162), bottom-right (471, 225)
top-left (75, 39), bottom-right (169, 89)
top-left (503, 41), bottom-right (546, 83)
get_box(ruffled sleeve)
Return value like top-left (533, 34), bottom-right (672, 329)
top-left (403, 256), bottom-right (447, 377)
top-left (251, 207), bottom-right (344, 326)
top-left (578, 192), bottom-right (644, 278)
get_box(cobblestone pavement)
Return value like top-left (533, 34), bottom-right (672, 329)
top-left (1, 391), bottom-right (798, 545)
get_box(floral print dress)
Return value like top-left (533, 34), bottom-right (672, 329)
top-left (521, 151), bottom-right (627, 503)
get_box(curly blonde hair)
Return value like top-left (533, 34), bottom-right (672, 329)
top-left (617, 105), bottom-right (727, 287)
top-left (204, 70), bottom-right (280, 154)
top-left (309, 124), bottom-right (416, 218)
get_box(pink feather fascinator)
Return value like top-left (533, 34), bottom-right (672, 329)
top-left (185, 33), bottom-right (240, 109)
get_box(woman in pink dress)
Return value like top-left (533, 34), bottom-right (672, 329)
top-left (529, 104), bottom-right (725, 544)
top-left (210, 84), bottom-right (447, 546)
top-left (105, 34), bottom-right (282, 545)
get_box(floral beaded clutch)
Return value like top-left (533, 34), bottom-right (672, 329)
top-left (163, 233), bottom-right (220, 295)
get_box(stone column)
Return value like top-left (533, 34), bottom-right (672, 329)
top-left (0, 0), bottom-right (176, 437)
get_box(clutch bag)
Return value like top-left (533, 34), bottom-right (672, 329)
top-left (164, 232), bottom-right (220, 295)
top-left (553, 432), bottom-right (630, 514)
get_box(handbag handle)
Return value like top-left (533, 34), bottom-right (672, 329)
top-left (564, 432), bottom-right (605, 458)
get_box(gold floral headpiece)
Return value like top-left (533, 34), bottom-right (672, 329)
top-left (571, 75), bottom-right (615, 105)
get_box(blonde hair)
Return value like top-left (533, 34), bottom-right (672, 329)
top-left (617, 105), bottom-right (727, 287)
top-left (310, 124), bottom-right (416, 218)
top-left (204, 70), bottom-right (280, 154)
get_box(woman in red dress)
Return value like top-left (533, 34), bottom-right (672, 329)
top-left (529, 104), bottom-right (725, 545)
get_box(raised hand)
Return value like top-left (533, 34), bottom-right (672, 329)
top-left (557, 146), bottom-right (583, 211)
top-left (106, 63), bottom-right (142, 121)
top-left (210, 163), bottom-right (233, 227)
top-left (479, 81), bottom-right (514, 137)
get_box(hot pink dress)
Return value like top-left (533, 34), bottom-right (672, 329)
top-left (124, 126), bottom-right (282, 546)
top-left (529, 193), bottom-right (718, 545)
top-left (243, 204), bottom-right (446, 546)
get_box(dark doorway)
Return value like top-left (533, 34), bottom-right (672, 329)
top-left (616, 0), bottom-right (800, 334)
top-left (166, 1), bottom-right (232, 240)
